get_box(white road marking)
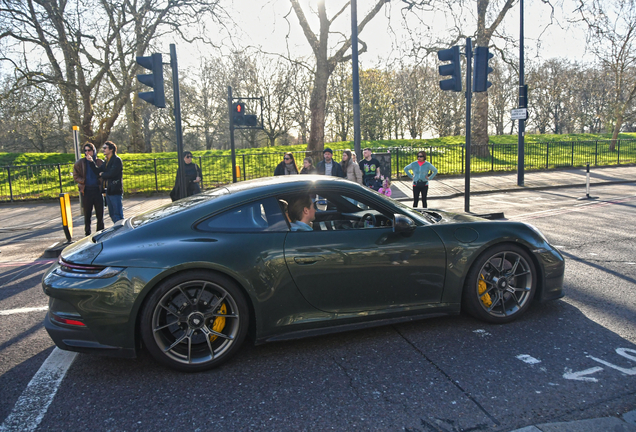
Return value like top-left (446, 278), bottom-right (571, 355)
top-left (0, 306), bottom-right (48, 316)
top-left (473, 329), bottom-right (492, 337)
top-left (0, 348), bottom-right (77, 432)
top-left (516, 354), bottom-right (541, 364)
top-left (563, 366), bottom-right (604, 382)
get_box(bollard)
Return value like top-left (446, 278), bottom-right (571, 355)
top-left (43, 193), bottom-right (74, 257)
top-left (59, 193), bottom-right (73, 241)
top-left (577, 163), bottom-right (598, 200)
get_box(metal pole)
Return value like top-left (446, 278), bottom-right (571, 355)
top-left (228, 86), bottom-right (237, 183)
top-left (517, 0), bottom-right (525, 186)
top-left (72, 126), bottom-right (84, 215)
top-left (351, 0), bottom-right (362, 161)
top-left (465, 38), bottom-right (473, 213)
top-left (170, 44), bottom-right (187, 198)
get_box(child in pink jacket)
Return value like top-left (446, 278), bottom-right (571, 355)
top-left (378, 177), bottom-right (392, 197)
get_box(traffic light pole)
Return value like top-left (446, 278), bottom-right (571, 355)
top-left (351, 0), bottom-right (362, 161)
top-left (517, 0), bottom-right (525, 186)
top-left (465, 38), bottom-right (473, 213)
top-left (228, 86), bottom-right (238, 183)
top-left (170, 44), bottom-right (187, 199)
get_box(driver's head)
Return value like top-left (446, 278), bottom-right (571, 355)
top-left (288, 194), bottom-right (315, 223)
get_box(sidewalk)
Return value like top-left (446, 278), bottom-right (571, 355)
top-left (390, 164), bottom-right (636, 202)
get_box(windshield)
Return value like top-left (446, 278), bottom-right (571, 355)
top-left (131, 188), bottom-right (229, 228)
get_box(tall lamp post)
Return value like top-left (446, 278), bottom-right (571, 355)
top-left (351, 0), bottom-right (362, 161)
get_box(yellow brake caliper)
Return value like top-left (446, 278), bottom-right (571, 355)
top-left (478, 275), bottom-right (492, 307)
top-left (209, 303), bottom-right (227, 343)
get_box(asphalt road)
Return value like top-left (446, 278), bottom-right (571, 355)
top-left (0, 184), bottom-right (635, 431)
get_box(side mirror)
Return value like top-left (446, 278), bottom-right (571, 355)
top-left (393, 214), bottom-right (416, 236)
top-left (313, 198), bottom-right (328, 212)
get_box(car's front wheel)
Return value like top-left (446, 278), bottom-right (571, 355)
top-left (462, 244), bottom-right (537, 324)
top-left (140, 271), bottom-right (249, 372)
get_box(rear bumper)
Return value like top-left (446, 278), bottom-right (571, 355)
top-left (44, 312), bottom-right (136, 359)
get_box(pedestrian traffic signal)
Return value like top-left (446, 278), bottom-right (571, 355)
top-left (136, 53), bottom-right (166, 108)
top-left (437, 46), bottom-right (462, 92)
top-left (232, 102), bottom-right (246, 125)
top-left (473, 47), bottom-right (494, 93)
top-left (232, 102), bottom-right (258, 127)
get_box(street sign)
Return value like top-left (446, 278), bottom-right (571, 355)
top-left (511, 108), bottom-right (528, 120)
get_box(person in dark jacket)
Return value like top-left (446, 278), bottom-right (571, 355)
top-left (316, 147), bottom-right (345, 177)
top-left (87, 141), bottom-right (124, 223)
top-left (170, 151), bottom-right (203, 201)
top-left (274, 152), bottom-right (299, 176)
top-left (73, 142), bottom-right (104, 236)
top-left (300, 156), bottom-right (317, 174)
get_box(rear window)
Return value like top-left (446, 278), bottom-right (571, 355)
top-left (196, 197), bottom-right (287, 232)
top-left (131, 188), bottom-right (229, 228)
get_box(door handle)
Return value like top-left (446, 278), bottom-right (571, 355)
top-left (294, 256), bottom-right (325, 265)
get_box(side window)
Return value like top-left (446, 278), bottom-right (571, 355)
top-left (197, 197), bottom-right (288, 232)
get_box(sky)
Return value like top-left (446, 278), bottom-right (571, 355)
top-left (211, 0), bottom-right (594, 69)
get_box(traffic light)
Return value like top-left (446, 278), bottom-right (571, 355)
top-left (232, 102), bottom-right (258, 127)
top-left (437, 46), bottom-right (462, 92)
top-left (473, 47), bottom-right (494, 93)
top-left (136, 53), bottom-right (165, 108)
top-left (232, 102), bottom-right (246, 125)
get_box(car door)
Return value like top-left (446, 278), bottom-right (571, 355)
top-left (283, 190), bottom-right (446, 313)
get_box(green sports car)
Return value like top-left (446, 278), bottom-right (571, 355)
top-left (42, 176), bottom-right (565, 372)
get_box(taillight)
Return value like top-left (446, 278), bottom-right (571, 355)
top-left (53, 258), bottom-right (124, 279)
top-left (51, 313), bottom-right (86, 327)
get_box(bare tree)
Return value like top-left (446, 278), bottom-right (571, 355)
top-left (326, 62), bottom-right (353, 142)
top-left (0, 0), bottom-right (227, 151)
top-left (577, 0), bottom-right (636, 150)
top-left (288, 0), bottom-right (390, 153)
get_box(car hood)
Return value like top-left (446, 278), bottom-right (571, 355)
top-left (420, 209), bottom-right (490, 224)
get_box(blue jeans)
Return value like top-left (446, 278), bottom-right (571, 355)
top-left (106, 194), bottom-right (124, 223)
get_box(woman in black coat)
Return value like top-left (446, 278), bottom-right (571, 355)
top-left (170, 151), bottom-right (202, 201)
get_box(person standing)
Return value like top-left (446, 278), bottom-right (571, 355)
top-left (73, 142), bottom-right (104, 236)
top-left (404, 151), bottom-right (438, 208)
top-left (359, 147), bottom-right (381, 189)
top-left (300, 156), bottom-right (317, 174)
top-left (316, 147), bottom-right (345, 177)
top-left (87, 141), bottom-right (124, 223)
top-left (341, 150), bottom-right (363, 185)
top-left (170, 151), bottom-right (202, 201)
top-left (274, 152), bottom-right (299, 176)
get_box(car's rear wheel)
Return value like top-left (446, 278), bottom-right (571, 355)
top-left (140, 271), bottom-right (249, 372)
top-left (462, 244), bottom-right (536, 324)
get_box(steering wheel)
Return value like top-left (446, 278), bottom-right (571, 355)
top-left (358, 213), bottom-right (377, 228)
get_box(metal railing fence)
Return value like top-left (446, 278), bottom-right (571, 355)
top-left (1, 139), bottom-right (634, 202)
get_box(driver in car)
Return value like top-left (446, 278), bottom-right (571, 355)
top-left (288, 194), bottom-right (316, 231)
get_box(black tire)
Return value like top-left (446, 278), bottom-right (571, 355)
top-left (462, 244), bottom-right (537, 324)
top-left (140, 271), bottom-right (249, 372)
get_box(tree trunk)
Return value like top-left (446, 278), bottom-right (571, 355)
top-left (610, 111), bottom-right (622, 152)
top-left (471, 92), bottom-right (490, 157)
top-left (308, 60), bottom-right (332, 153)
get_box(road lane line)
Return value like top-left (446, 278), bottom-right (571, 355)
top-left (0, 348), bottom-right (77, 432)
top-left (0, 306), bottom-right (48, 316)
